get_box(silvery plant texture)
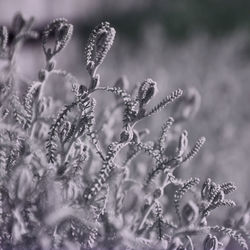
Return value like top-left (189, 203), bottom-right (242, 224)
top-left (0, 13), bottom-right (249, 250)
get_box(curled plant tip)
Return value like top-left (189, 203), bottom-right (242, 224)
top-left (146, 88), bottom-right (183, 117)
top-left (203, 234), bottom-right (219, 250)
top-left (0, 26), bottom-right (8, 50)
top-left (85, 21), bottom-right (116, 76)
top-left (182, 136), bottom-right (206, 163)
top-left (42, 18), bottom-right (73, 60)
top-left (137, 78), bottom-right (158, 107)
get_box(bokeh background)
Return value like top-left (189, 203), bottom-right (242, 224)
top-left (1, 0), bottom-right (250, 204)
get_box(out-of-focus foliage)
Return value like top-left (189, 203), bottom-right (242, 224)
top-left (0, 13), bottom-right (249, 250)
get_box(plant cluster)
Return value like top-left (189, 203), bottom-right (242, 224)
top-left (0, 13), bottom-right (249, 250)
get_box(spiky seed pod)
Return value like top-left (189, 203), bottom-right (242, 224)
top-left (137, 78), bottom-right (158, 107)
top-left (83, 161), bottom-right (114, 202)
top-left (23, 81), bottom-right (41, 118)
top-left (153, 202), bottom-right (165, 241)
top-left (46, 101), bottom-right (78, 163)
top-left (203, 234), bottom-right (219, 250)
top-left (219, 182), bottom-right (237, 194)
top-left (182, 136), bottom-right (206, 163)
top-left (42, 18), bottom-right (73, 60)
top-left (181, 200), bottom-right (199, 225)
top-left (0, 26), bottom-right (8, 50)
top-left (211, 226), bottom-right (248, 250)
top-left (158, 117), bottom-right (174, 152)
top-left (84, 141), bottom-right (125, 202)
top-left (146, 88), bottom-right (183, 117)
top-left (174, 178), bottom-right (200, 223)
top-left (85, 22), bottom-right (116, 76)
top-left (219, 199), bottom-right (236, 207)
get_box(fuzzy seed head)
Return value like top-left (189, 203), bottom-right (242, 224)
top-left (85, 22), bottom-right (116, 75)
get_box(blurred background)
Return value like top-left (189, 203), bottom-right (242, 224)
top-left (1, 0), bottom-right (250, 203)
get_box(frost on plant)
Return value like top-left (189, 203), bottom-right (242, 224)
top-left (0, 13), bottom-right (249, 250)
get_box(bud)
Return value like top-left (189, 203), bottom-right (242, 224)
top-left (46, 59), bottom-right (56, 72)
top-left (85, 22), bottom-right (116, 76)
top-left (137, 78), bottom-right (158, 106)
top-left (38, 69), bottom-right (47, 82)
top-left (182, 200), bottom-right (199, 225)
top-left (0, 26), bottom-right (8, 50)
top-left (203, 234), bottom-right (218, 250)
top-left (120, 127), bottom-right (133, 143)
top-left (153, 188), bottom-right (163, 199)
top-left (42, 18), bottom-right (73, 60)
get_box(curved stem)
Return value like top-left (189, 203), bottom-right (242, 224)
top-left (137, 200), bottom-right (156, 232)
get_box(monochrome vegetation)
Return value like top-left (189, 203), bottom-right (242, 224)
top-left (0, 13), bottom-right (249, 250)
